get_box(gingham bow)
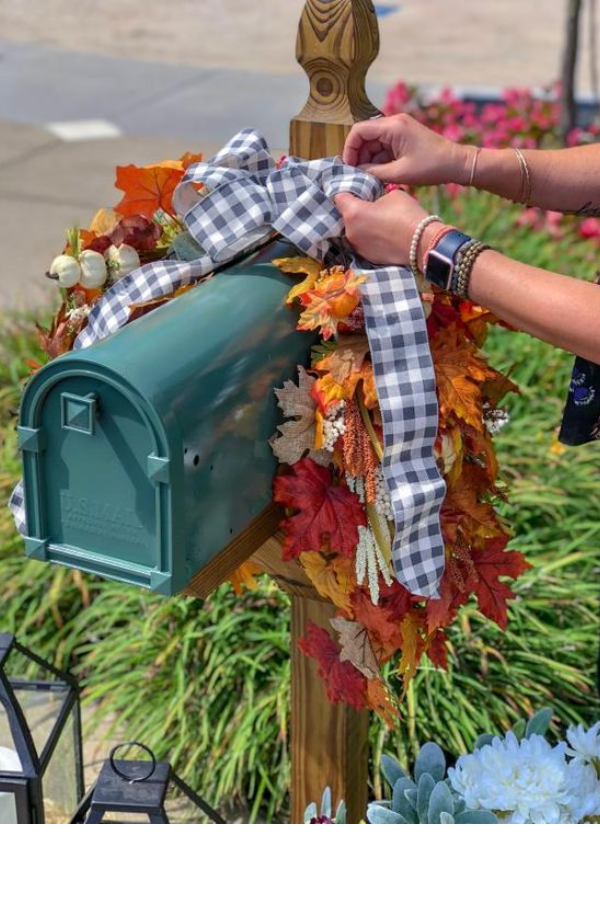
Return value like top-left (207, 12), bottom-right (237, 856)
top-left (10, 128), bottom-right (447, 598)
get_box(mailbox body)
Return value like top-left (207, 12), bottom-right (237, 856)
top-left (19, 240), bottom-right (313, 595)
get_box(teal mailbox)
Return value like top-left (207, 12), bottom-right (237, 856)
top-left (18, 240), bottom-right (313, 595)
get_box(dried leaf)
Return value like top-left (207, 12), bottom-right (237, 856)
top-left (331, 617), bottom-right (380, 680)
top-left (270, 366), bottom-right (330, 466)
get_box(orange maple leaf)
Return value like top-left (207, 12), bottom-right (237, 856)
top-left (366, 678), bottom-right (398, 728)
top-left (431, 323), bottom-right (497, 431)
top-left (114, 151), bottom-right (200, 220)
top-left (228, 561), bottom-right (262, 595)
top-left (397, 610), bottom-right (426, 685)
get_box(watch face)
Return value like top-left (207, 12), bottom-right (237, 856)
top-left (426, 250), bottom-right (453, 290)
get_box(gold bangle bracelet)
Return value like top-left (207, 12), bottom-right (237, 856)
top-left (513, 148), bottom-right (532, 205)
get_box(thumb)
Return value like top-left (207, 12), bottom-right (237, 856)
top-left (334, 192), bottom-right (369, 220)
top-left (360, 160), bottom-right (408, 184)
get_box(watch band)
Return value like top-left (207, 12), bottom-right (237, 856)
top-left (424, 229), bottom-right (471, 291)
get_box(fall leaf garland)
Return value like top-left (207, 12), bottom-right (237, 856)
top-left (272, 260), bottom-right (531, 721)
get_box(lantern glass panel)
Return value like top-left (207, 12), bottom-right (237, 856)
top-left (0, 786), bottom-right (19, 824)
top-left (0, 701), bottom-right (22, 771)
top-left (41, 708), bottom-right (78, 824)
top-left (4, 651), bottom-right (69, 760)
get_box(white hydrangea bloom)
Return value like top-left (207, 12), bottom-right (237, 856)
top-left (566, 722), bottom-right (600, 765)
top-left (448, 732), bottom-right (574, 824)
top-left (561, 758), bottom-right (600, 822)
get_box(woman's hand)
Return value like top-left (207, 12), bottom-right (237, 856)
top-left (335, 189), bottom-right (434, 266)
top-left (343, 113), bottom-right (473, 186)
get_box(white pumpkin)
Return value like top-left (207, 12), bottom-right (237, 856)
top-left (79, 249), bottom-right (107, 289)
top-left (105, 244), bottom-right (140, 281)
top-left (47, 254), bottom-right (81, 289)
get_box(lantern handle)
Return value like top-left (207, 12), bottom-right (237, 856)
top-left (109, 741), bottom-right (157, 783)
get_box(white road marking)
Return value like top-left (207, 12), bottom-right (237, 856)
top-left (45, 119), bottom-right (123, 141)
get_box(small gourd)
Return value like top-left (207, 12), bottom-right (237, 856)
top-left (105, 244), bottom-right (140, 282)
top-left (47, 254), bottom-right (81, 289)
top-left (79, 249), bottom-right (107, 289)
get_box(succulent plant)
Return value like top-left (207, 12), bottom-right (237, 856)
top-left (367, 742), bottom-right (498, 824)
top-left (304, 787), bottom-right (346, 824)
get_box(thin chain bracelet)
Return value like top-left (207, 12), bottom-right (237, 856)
top-left (409, 214), bottom-right (441, 276)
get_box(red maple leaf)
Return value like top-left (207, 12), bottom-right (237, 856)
top-left (426, 570), bottom-right (469, 634)
top-left (465, 537), bottom-right (531, 629)
top-left (426, 630), bottom-right (449, 669)
top-left (298, 622), bottom-right (367, 709)
top-left (350, 585), bottom-right (411, 656)
top-left (274, 458), bottom-right (366, 559)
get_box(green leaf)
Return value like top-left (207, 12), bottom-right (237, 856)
top-left (416, 772), bottom-right (436, 823)
top-left (415, 742), bottom-right (446, 782)
top-left (320, 786), bottom-right (332, 819)
top-left (454, 809), bottom-right (499, 824)
top-left (439, 811), bottom-right (455, 824)
top-left (304, 802), bottom-right (317, 824)
top-left (381, 754), bottom-right (407, 788)
top-left (334, 799), bottom-right (347, 824)
top-left (512, 718), bottom-right (527, 740)
top-left (474, 734), bottom-right (495, 750)
top-left (367, 805), bottom-right (407, 824)
top-left (392, 777), bottom-right (418, 822)
top-left (525, 708), bottom-right (554, 738)
top-left (428, 781), bottom-right (454, 824)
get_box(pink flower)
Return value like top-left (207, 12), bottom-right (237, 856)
top-left (580, 218), bottom-right (600, 240)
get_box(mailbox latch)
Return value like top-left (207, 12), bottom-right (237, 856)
top-left (61, 392), bottom-right (98, 436)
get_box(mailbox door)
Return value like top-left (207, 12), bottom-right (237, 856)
top-left (22, 373), bottom-right (173, 592)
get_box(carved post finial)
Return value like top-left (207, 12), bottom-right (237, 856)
top-left (290, 0), bottom-right (381, 159)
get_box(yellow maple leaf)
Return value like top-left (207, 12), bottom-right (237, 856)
top-left (272, 257), bottom-right (324, 306)
top-left (300, 551), bottom-right (356, 612)
top-left (228, 561), bottom-right (262, 595)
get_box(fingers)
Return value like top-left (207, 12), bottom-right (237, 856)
top-left (334, 192), bottom-right (367, 217)
top-left (343, 118), bottom-right (390, 166)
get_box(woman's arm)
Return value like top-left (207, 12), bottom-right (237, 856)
top-left (343, 114), bottom-right (600, 214)
top-left (473, 144), bottom-right (600, 214)
top-left (335, 189), bottom-right (600, 364)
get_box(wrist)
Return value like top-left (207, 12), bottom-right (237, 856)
top-left (450, 142), bottom-right (475, 186)
top-left (418, 222), bottom-right (448, 272)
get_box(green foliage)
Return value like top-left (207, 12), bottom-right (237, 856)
top-left (1, 188), bottom-right (599, 819)
top-left (367, 744), bottom-right (497, 824)
top-left (304, 786), bottom-right (346, 824)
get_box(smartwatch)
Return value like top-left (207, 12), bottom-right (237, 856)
top-left (424, 229), bottom-right (471, 291)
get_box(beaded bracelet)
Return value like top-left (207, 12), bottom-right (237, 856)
top-left (409, 214), bottom-right (442, 276)
top-left (455, 241), bottom-right (491, 299)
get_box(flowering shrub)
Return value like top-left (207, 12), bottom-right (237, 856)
top-left (307, 711), bottom-right (600, 824)
top-left (384, 81), bottom-right (599, 150)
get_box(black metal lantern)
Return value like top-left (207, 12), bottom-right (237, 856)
top-left (0, 633), bottom-right (84, 823)
top-left (71, 742), bottom-right (226, 824)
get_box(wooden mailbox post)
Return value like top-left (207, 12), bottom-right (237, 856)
top-left (187, 0), bottom-right (381, 823)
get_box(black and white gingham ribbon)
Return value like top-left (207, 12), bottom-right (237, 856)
top-left (10, 128), bottom-right (446, 598)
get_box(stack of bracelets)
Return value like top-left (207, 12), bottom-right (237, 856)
top-left (410, 213), bottom-right (491, 300)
